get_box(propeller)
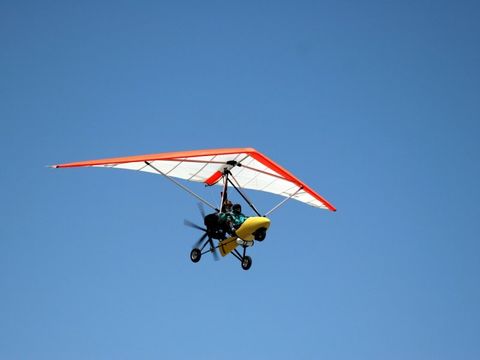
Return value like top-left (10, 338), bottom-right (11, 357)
top-left (193, 233), bottom-right (208, 248)
top-left (197, 202), bottom-right (206, 218)
top-left (184, 204), bottom-right (220, 261)
top-left (184, 219), bottom-right (206, 232)
top-left (209, 238), bottom-right (220, 261)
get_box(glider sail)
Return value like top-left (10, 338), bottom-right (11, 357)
top-left (52, 148), bottom-right (336, 211)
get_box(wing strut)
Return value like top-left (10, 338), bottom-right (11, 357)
top-left (225, 170), bottom-right (262, 217)
top-left (219, 172), bottom-right (228, 212)
top-left (265, 186), bottom-right (304, 216)
top-left (144, 161), bottom-right (219, 212)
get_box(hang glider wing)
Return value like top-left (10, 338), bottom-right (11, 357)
top-left (52, 147), bottom-right (336, 211)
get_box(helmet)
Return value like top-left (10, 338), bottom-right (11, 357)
top-left (232, 204), bottom-right (242, 213)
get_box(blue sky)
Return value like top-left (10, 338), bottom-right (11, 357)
top-left (1, 0), bottom-right (480, 358)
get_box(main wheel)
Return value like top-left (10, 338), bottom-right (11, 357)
top-left (241, 255), bottom-right (252, 270)
top-left (190, 248), bottom-right (202, 263)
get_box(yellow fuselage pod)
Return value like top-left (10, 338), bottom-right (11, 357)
top-left (235, 217), bottom-right (271, 241)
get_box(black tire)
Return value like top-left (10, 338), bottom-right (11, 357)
top-left (241, 255), bottom-right (252, 270)
top-left (254, 227), bottom-right (267, 241)
top-left (190, 248), bottom-right (202, 263)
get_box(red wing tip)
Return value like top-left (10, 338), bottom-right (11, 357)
top-left (325, 204), bottom-right (337, 212)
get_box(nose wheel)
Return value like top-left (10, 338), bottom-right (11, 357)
top-left (230, 246), bottom-right (253, 271)
top-left (241, 255), bottom-right (252, 270)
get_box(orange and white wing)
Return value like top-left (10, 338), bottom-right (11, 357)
top-left (53, 147), bottom-right (336, 211)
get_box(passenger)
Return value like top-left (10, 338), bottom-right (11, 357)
top-left (219, 200), bottom-right (235, 235)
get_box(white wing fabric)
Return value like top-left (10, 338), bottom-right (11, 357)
top-left (53, 148), bottom-right (336, 211)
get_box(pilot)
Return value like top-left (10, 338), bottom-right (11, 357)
top-left (231, 204), bottom-right (248, 229)
top-left (231, 204), bottom-right (253, 247)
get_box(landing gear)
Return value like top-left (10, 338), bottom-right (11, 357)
top-left (190, 248), bottom-right (202, 263)
top-left (241, 255), bottom-right (252, 271)
top-left (231, 246), bottom-right (253, 271)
